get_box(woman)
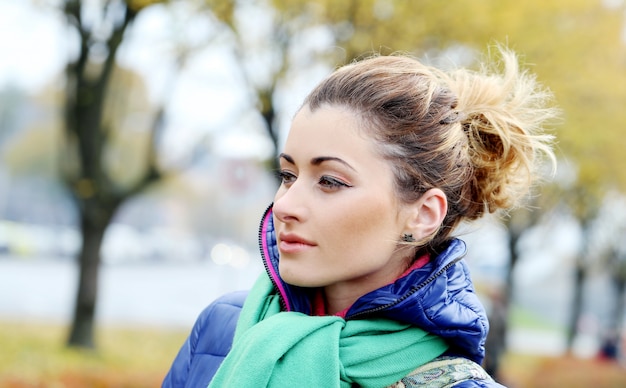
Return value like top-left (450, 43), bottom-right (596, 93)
top-left (163, 46), bottom-right (557, 387)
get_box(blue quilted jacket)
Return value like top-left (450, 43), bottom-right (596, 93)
top-left (162, 206), bottom-right (505, 387)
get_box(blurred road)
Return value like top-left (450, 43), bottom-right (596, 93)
top-left (0, 256), bottom-right (263, 328)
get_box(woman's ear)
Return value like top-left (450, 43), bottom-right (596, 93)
top-left (404, 188), bottom-right (448, 241)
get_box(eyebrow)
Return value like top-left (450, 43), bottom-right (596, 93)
top-left (279, 153), bottom-right (356, 172)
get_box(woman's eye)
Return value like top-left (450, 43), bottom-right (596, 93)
top-left (318, 176), bottom-right (351, 189)
top-left (277, 170), bottom-right (297, 185)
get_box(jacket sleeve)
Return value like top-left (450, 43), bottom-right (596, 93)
top-left (162, 290), bottom-right (248, 388)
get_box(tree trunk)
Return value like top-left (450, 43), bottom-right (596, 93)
top-left (565, 261), bottom-right (585, 353)
top-left (565, 218), bottom-right (591, 353)
top-left (62, 2), bottom-right (134, 349)
top-left (67, 209), bottom-right (110, 348)
top-left (483, 222), bottom-right (519, 379)
top-left (259, 89), bottom-right (280, 184)
top-left (615, 278), bottom-right (625, 336)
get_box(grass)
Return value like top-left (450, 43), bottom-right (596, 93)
top-left (498, 309), bottom-right (626, 387)
top-left (2, 320), bottom-right (626, 387)
top-left (0, 320), bottom-right (188, 387)
top-left (499, 353), bottom-right (626, 388)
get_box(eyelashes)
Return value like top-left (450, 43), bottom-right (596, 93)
top-left (277, 170), bottom-right (352, 190)
top-left (318, 176), bottom-right (351, 189)
top-left (277, 170), bottom-right (297, 185)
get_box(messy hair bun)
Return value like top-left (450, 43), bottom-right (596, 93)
top-left (303, 46), bottom-right (558, 251)
top-left (451, 48), bottom-right (557, 218)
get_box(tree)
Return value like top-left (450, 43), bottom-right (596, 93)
top-left (58, 0), bottom-right (236, 349)
top-left (61, 0), bottom-right (163, 348)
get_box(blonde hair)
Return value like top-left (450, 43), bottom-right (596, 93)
top-left (303, 46), bottom-right (557, 252)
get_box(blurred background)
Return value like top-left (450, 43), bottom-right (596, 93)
top-left (1, 0), bottom-right (626, 386)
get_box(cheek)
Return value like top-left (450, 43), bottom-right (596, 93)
top-left (330, 198), bottom-right (397, 248)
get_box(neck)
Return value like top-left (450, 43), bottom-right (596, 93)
top-left (323, 289), bottom-right (360, 316)
top-left (322, 270), bottom-right (400, 316)
top-left (322, 252), bottom-right (430, 316)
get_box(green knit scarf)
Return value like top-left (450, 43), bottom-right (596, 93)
top-left (208, 274), bottom-right (449, 388)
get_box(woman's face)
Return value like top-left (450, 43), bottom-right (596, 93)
top-left (273, 104), bottom-right (413, 303)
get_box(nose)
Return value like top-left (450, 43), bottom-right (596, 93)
top-left (273, 180), bottom-right (307, 223)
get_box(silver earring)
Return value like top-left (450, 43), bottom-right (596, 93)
top-left (402, 233), bottom-right (415, 242)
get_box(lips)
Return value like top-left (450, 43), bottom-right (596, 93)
top-left (278, 233), bottom-right (316, 253)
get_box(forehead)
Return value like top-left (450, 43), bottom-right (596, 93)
top-left (285, 105), bottom-right (371, 154)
